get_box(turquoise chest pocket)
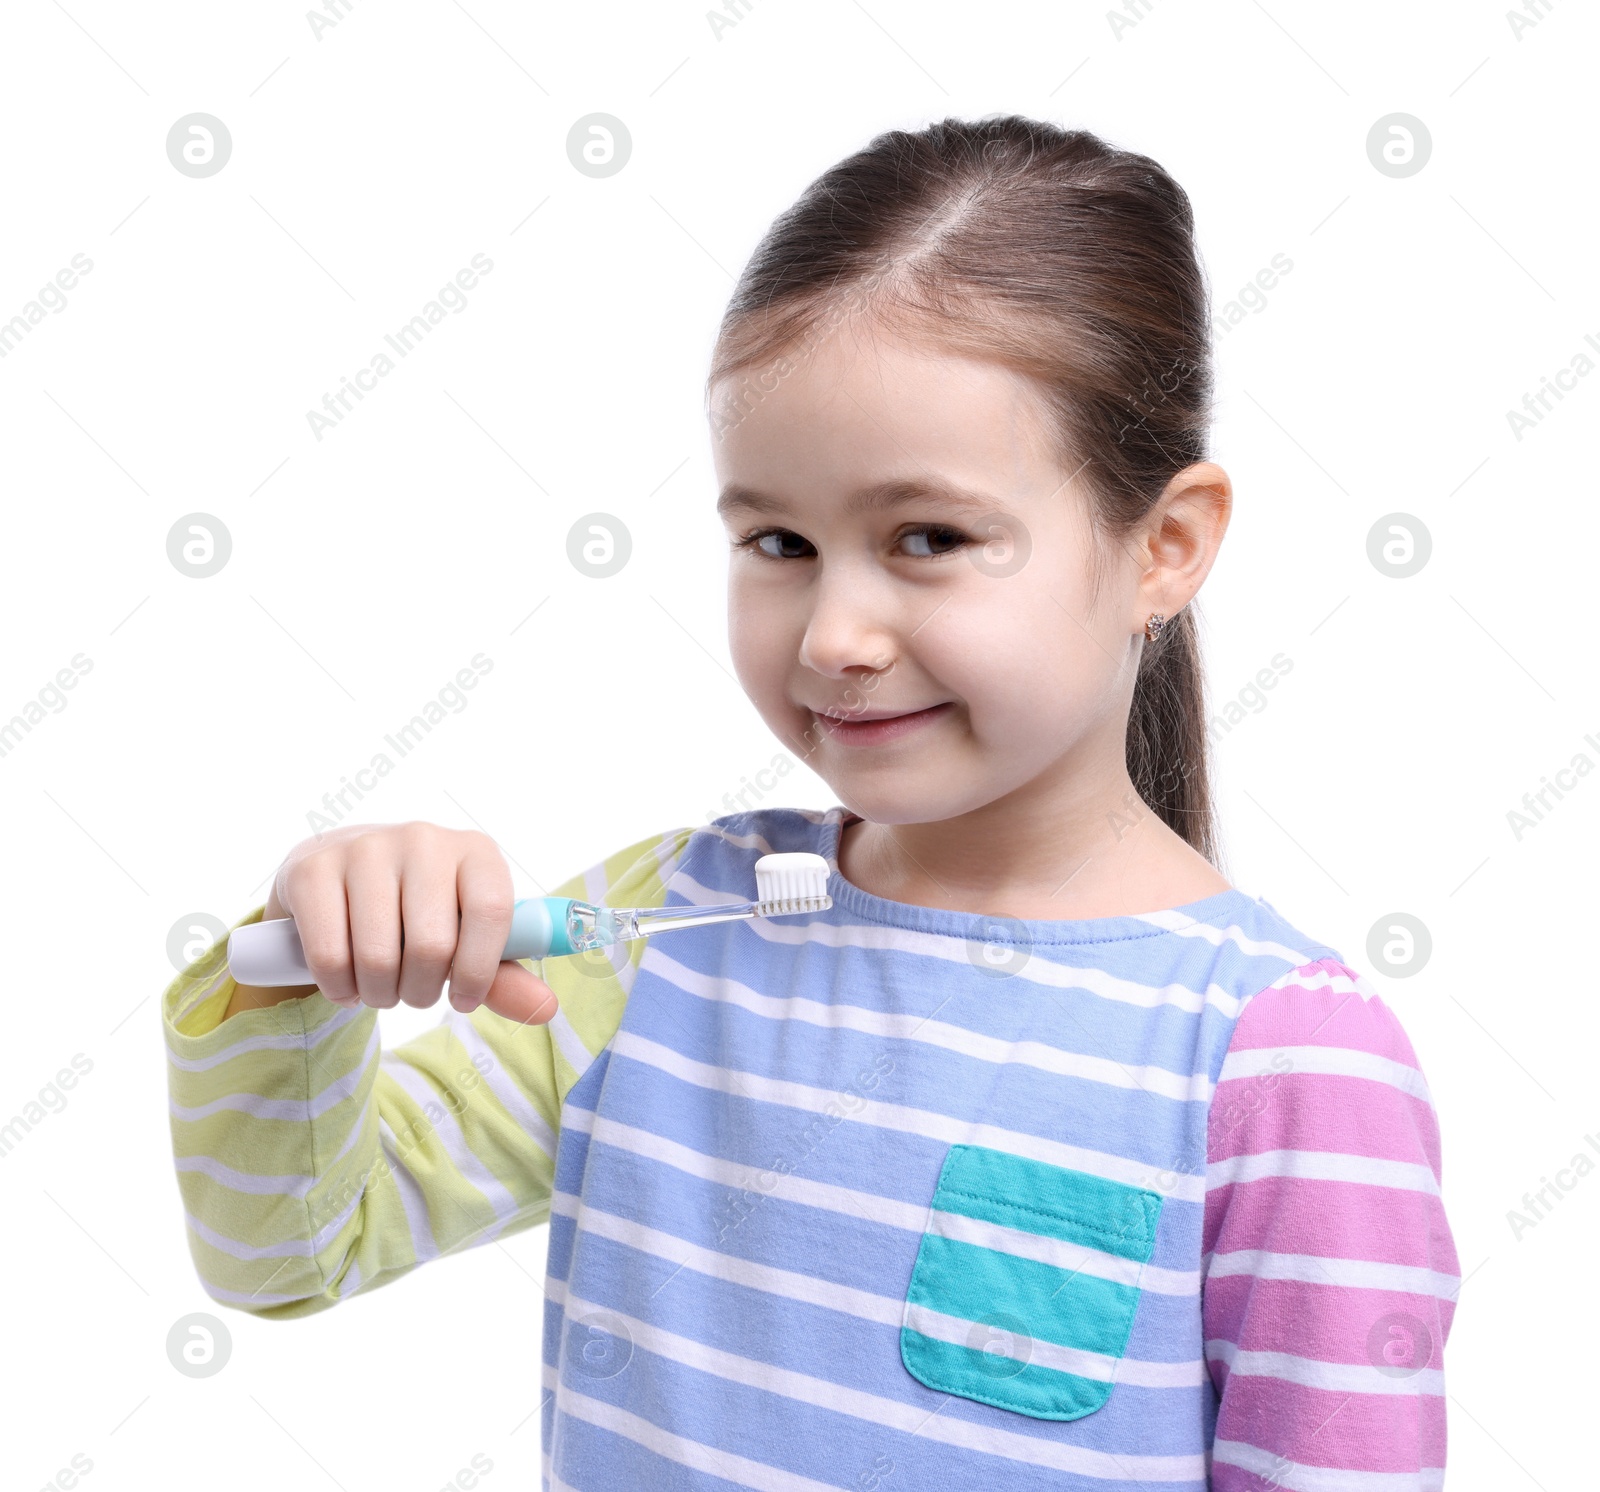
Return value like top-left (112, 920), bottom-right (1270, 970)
top-left (899, 1143), bottom-right (1164, 1420)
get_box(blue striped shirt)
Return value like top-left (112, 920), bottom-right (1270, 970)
top-left (162, 803), bottom-right (1456, 1490)
top-left (534, 806), bottom-right (1452, 1489)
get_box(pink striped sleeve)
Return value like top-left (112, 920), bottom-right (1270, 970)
top-left (1203, 957), bottom-right (1459, 1490)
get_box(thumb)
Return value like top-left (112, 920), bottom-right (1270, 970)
top-left (474, 961), bottom-right (559, 1026)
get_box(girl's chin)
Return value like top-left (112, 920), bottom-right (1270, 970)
top-left (818, 760), bottom-right (994, 825)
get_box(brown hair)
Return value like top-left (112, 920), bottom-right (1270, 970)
top-left (706, 114), bottom-right (1221, 868)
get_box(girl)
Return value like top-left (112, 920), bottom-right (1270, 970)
top-left (163, 116), bottom-right (1457, 1490)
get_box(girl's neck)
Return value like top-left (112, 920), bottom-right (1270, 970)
top-left (835, 771), bottom-right (1230, 921)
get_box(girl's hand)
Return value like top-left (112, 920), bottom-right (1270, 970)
top-left (262, 821), bottom-right (558, 1025)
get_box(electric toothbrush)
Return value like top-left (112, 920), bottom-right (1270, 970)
top-left (226, 851), bottom-right (833, 988)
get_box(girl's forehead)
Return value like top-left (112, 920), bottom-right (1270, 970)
top-left (716, 321), bottom-right (1048, 409)
top-left (710, 334), bottom-right (1062, 485)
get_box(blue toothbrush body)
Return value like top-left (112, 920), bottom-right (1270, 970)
top-left (226, 852), bottom-right (831, 987)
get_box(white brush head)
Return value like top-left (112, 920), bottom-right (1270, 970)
top-left (753, 852), bottom-right (833, 916)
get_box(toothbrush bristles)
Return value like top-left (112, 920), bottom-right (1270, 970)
top-left (754, 894), bottom-right (833, 918)
top-left (751, 852), bottom-right (832, 918)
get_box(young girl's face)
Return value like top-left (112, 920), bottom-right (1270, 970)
top-left (711, 321), bottom-right (1159, 828)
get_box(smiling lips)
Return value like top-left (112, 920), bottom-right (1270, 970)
top-left (812, 701), bottom-right (954, 746)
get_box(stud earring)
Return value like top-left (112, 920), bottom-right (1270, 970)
top-left (1144, 612), bottom-right (1167, 643)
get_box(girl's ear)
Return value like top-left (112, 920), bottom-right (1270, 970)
top-left (1134, 461), bottom-right (1233, 625)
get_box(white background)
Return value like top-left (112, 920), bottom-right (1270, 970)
top-left (2, 1), bottom-right (1593, 1488)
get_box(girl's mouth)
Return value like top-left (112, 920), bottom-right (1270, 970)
top-left (812, 701), bottom-right (954, 747)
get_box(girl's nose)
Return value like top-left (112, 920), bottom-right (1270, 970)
top-left (797, 566), bottom-right (898, 680)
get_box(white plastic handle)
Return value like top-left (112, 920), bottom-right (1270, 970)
top-left (228, 918), bottom-right (314, 987)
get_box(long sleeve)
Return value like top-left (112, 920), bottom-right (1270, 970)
top-left (162, 827), bottom-right (692, 1319)
top-left (1202, 957), bottom-right (1459, 1489)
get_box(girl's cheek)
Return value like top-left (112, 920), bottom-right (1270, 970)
top-left (927, 601), bottom-right (1089, 734)
top-left (910, 594), bottom-right (1029, 694)
top-left (728, 602), bottom-right (797, 704)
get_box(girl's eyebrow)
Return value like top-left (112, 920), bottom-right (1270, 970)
top-left (716, 476), bottom-right (1001, 521)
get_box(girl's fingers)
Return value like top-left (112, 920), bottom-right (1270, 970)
top-left (395, 843), bottom-right (463, 1009)
top-left (283, 854), bottom-right (359, 1006)
top-left (347, 837), bottom-right (405, 1008)
top-left (482, 961), bottom-right (559, 1026)
top-left (447, 843), bottom-right (517, 1011)
top-left (276, 823), bottom-right (528, 1016)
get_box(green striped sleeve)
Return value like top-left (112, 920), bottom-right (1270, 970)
top-left (162, 826), bottom-right (693, 1320)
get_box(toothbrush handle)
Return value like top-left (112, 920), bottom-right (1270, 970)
top-left (502, 897), bottom-right (583, 960)
top-left (226, 897), bottom-right (584, 987)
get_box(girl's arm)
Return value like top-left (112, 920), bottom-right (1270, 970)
top-left (1202, 958), bottom-right (1459, 1489)
top-left (161, 828), bottom-right (692, 1318)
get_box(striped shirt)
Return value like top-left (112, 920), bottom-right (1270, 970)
top-left (162, 805), bottom-right (1458, 1489)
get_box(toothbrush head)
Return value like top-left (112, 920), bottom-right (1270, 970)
top-left (753, 852), bottom-right (833, 916)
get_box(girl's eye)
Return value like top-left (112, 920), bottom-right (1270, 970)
top-left (898, 523), bottom-right (969, 557)
top-left (738, 528), bottom-right (816, 560)
top-left (733, 523), bottom-right (971, 561)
